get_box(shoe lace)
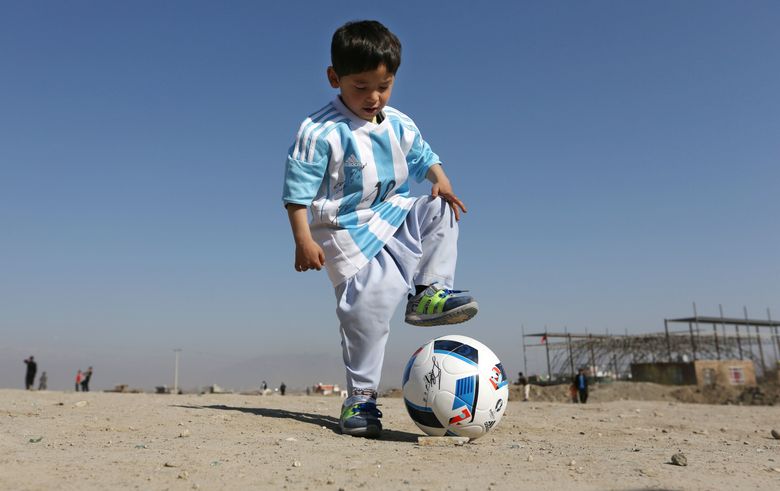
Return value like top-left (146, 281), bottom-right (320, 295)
top-left (355, 402), bottom-right (383, 418)
top-left (436, 288), bottom-right (467, 297)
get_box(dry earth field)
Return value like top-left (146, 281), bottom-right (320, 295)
top-left (1, 388), bottom-right (780, 490)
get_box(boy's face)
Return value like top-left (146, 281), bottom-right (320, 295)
top-left (327, 64), bottom-right (395, 121)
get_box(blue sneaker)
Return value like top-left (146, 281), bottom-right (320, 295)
top-left (405, 284), bottom-right (478, 327)
top-left (339, 400), bottom-right (383, 438)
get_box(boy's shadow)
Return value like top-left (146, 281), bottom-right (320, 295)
top-left (174, 404), bottom-right (419, 443)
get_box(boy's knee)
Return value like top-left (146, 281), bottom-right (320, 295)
top-left (419, 195), bottom-right (456, 226)
top-left (420, 195), bottom-right (449, 215)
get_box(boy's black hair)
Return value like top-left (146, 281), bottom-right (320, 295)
top-left (331, 20), bottom-right (401, 77)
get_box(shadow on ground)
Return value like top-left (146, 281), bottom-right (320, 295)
top-left (174, 404), bottom-right (419, 443)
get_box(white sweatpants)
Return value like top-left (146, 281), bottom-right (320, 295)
top-left (334, 196), bottom-right (459, 394)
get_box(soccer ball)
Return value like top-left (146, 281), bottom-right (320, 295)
top-left (401, 335), bottom-right (509, 440)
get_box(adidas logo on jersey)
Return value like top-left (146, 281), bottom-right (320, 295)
top-left (344, 154), bottom-right (364, 168)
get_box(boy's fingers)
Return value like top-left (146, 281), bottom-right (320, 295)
top-left (451, 196), bottom-right (466, 212)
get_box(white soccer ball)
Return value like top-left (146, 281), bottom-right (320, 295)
top-left (401, 335), bottom-right (509, 440)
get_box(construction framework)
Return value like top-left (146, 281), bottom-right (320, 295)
top-left (522, 306), bottom-right (780, 382)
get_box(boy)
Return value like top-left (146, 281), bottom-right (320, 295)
top-left (283, 20), bottom-right (478, 438)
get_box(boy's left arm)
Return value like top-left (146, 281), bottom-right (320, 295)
top-left (426, 163), bottom-right (467, 221)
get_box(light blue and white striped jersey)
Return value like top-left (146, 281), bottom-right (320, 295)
top-left (283, 97), bottom-right (440, 286)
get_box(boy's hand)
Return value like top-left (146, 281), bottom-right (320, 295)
top-left (295, 238), bottom-right (325, 272)
top-left (428, 165), bottom-right (467, 221)
top-left (287, 204), bottom-right (325, 272)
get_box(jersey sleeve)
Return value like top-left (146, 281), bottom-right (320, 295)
top-left (388, 110), bottom-right (440, 183)
top-left (282, 123), bottom-right (331, 206)
top-left (406, 128), bottom-right (440, 183)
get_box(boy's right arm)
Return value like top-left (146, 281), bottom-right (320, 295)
top-left (286, 204), bottom-right (325, 272)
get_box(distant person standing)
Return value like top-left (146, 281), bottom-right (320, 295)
top-left (81, 366), bottom-right (93, 392)
top-left (24, 356), bottom-right (37, 390)
top-left (569, 383), bottom-right (578, 403)
top-left (262, 380), bottom-right (268, 391)
top-left (75, 369), bottom-right (82, 392)
top-left (279, 382), bottom-right (286, 396)
top-left (38, 371), bottom-right (48, 390)
top-left (517, 372), bottom-right (530, 402)
top-left (574, 368), bottom-right (589, 404)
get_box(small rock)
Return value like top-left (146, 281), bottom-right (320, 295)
top-left (770, 468), bottom-right (780, 473)
top-left (178, 429), bottom-right (191, 438)
top-left (178, 471), bottom-right (189, 480)
top-left (28, 436), bottom-right (43, 443)
top-left (579, 431), bottom-right (585, 435)
top-left (527, 455), bottom-right (534, 462)
top-left (74, 401), bottom-right (88, 408)
top-left (292, 461), bottom-right (302, 467)
top-left (285, 437), bottom-right (297, 442)
top-left (671, 453), bottom-right (687, 466)
top-left (771, 430), bottom-right (780, 440)
top-left (164, 462), bottom-right (177, 468)
top-left (568, 459), bottom-right (576, 467)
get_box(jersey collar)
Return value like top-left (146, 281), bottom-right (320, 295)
top-left (332, 96), bottom-right (386, 130)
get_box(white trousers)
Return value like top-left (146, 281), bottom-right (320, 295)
top-left (334, 196), bottom-right (459, 394)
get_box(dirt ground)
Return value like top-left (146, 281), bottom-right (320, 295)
top-left (2, 389), bottom-right (780, 490)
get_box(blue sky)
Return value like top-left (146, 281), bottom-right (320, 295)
top-left (1, 1), bottom-right (778, 391)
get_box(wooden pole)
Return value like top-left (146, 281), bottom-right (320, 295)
top-left (745, 306), bottom-right (766, 375)
top-left (544, 326), bottom-right (551, 381)
top-left (521, 324), bottom-right (528, 376)
top-left (664, 319), bottom-right (672, 362)
top-left (688, 321), bottom-right (697, 361)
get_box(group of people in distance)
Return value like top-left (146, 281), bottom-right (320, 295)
top-left (23, 356), bottom-right (93, 392)
top-left (23, 356), bottom-right (43, 390)
top-left (75, 367), bottom-right (94, 392)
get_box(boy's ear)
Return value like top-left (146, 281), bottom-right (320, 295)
top-left (327, 66), bottom-right (340, 88)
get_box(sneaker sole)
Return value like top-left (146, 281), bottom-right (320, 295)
top-left (340, 423), bottom-right (382, 438)
top-left (405, 302), bottom-right (479, 327)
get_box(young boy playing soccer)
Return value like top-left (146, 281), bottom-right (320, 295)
top-left (282, 20), bottom-right (478, 438)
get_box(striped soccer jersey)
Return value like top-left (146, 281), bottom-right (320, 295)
top-left (283, 97), bottom-right (440, 286)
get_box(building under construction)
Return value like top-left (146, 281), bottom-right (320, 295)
top-left (522, 306), bottom-right (780, 385)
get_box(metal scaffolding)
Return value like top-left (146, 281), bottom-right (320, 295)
top-left (523, 306), bottom-right (780, 382)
